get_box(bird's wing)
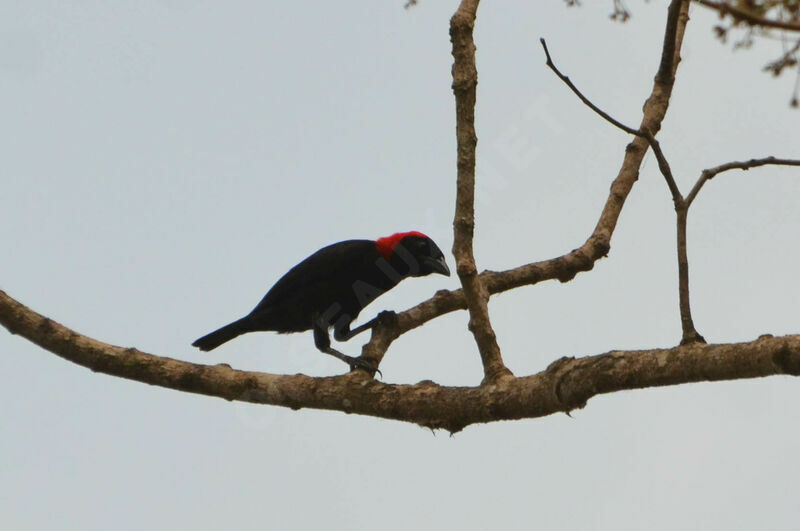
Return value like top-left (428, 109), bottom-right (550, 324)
top-left (249, 239), bottom-right (376, 312)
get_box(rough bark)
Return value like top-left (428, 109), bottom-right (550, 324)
top-left (450, 0), bottom-right (511, 383)
top-left (3, 289), bottom-right (799, 433)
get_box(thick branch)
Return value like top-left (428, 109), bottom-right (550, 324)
top-left (450, 0), bottom-right (511, 383)
top-left (696, 0), bottom-right (800, 32)
top-left (657, 0), bottom-right (687, 84)
top-left (3, 289), bottom-right (799, 433)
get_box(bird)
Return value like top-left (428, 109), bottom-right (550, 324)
top-left (192, 231), bottom-right (450, 372)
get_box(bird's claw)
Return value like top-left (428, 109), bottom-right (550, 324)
top-left (349, 357), bottom-right (382, 378)
top-left (376, 310), bottom-right (398, 327)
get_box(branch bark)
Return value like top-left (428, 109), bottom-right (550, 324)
top-left (450, 0), bottom-right (511, 383)
top-left (3, 289), bottom-right (798, 433)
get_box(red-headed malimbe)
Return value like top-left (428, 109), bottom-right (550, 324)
top-left (192, 231), bottom-right (450, 372)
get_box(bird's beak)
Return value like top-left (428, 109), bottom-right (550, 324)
top-left (424, 255), bottom-right (451, 277)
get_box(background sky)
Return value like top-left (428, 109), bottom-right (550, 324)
top-left (2, 1), bottom-right (799, 530)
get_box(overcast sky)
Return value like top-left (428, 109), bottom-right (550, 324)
top-left (2, 2), bottom-right (799, 530)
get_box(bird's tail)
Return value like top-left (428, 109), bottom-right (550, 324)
top-left (192, 318), bottom-right (251, 351)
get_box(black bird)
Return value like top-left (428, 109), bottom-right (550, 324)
top-left (192, 231), bottom-right (450, 372)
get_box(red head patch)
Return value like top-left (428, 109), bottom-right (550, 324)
top-left (375, 231), bottom-right (429, 260)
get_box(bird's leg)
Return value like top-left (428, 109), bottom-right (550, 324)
top-left (333, 321), bottom-right (372, 342)
top-left (313, 321), bottom-right (381, 376)
top-left (333, 310), bottom-right (397, 342)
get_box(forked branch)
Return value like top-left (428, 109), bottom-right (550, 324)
top-left (360, 0), bottom-right (692, 370)
top-left (540, 35), bottom-right (800, 345)
top-left (8, 0), bottom-right (797, 430)
top-left (450, 0), bottom-right (511, 383)
top-left (540, 1), bottom-right (707, 344)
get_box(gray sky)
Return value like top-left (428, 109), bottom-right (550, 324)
top-left (2, 2), bottom-right (799, 530)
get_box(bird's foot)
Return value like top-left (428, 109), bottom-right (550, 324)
top-left (376, 310), bottom-right (398, 327)
top-left (321, 346), bottom-right (382, 378)
top-left (348, 356), bottom-right (382, 378)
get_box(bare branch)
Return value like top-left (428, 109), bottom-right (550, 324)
top-left (366, 0), bottom-right (694, 359)
top-left (763, 39), bottom-right (800, 76)
top-left (675, 208), bottom-right (705, 344)
top-left (657, 0), bottom-right (688, 84)
top-left (539, 4), bottom-right (797, 348)
top-left (645, 135), bottom-right (685, 206)
top-left (450, 0), bottom-right (511, 383)
top-left (540, 37), bottom-right (685, 206)
top-left (696, 0), bottom-right (800, 32)
top-left (676, 156), bottom-right (800, 342)
top-left (3, 289), bottom-right (799, 433)
top-left (541, 2), bottom-right (706, 345)
top-left (539, 38), bottom-right (640, 135)
top-left (686, 156), bottom-right (800, 207)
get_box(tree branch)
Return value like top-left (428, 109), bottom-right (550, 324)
top-left (3, 289), bottom-right (798, 433)
top-left (763, 38), bottom-right (800, 77)
top-left (540, 7), bottom-right (800, 347)
top-left (540, 38), bottom-right (685, 207)
top-left (696, 0), bottom-right (800, 32)
top-left (646, 135), bottom-right (684, 207)
top-left (366, 1), bottom-right (693, 369)
top-left (541, 27), bottom-right (800, 346)
top-left (675, 207), bottom-right (705, 344)
top-left (674, 156), bottom-right (800, 343)
top-left (686, 156), bottom-right (800, 207)
top-left (539, 0), bottom-right (689, 208)
top-left (15, 0), bottom-right (775, 433)
top-left (450, 0), bottom-right (511, 383)
top-left (539, 38), bottom-right (640, 136)
top-left (541, 2), bottom-right (707, 345)
top-left (497, 0), bottom-right (689, 286)
top-left (541, 33), bottom-right (703, 343)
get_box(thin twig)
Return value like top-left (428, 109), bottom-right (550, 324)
top-left (540, 38), bottom-right (684, 206)
top-left (763, 39), bottom-right (800, 76)
top-left (643, 133), bottom-right (684, 207)
top-left (542, 2), bottom-right (707, 345)
top-left (686, 156), bottom-right (800, 207)
top-left (540, 38), bottom-right (640, 135)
